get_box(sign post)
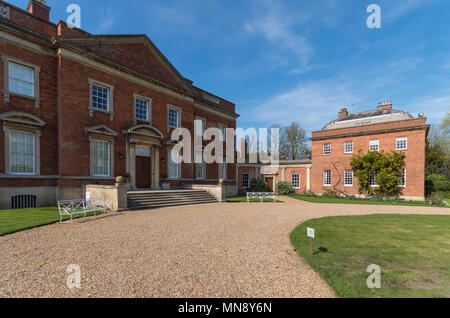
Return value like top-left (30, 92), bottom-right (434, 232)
top-left (307, 227), bottom-right (315, 255)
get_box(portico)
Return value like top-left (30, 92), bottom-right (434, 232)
top-left (125, 125), bottom-right (164, 190)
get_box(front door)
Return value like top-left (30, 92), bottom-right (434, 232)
top-left (266, 177), bottom-right (274, 192)
top-left (135, 146), bottom-right (152, 189)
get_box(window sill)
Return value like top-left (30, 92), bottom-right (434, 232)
top-left (89, 106), bottom-right (114, 120)
top-left (344, 185), bottom-right (353, 187)
top-left (323, 185), bottom-right (332, 187)
top-left (136, 119), bottom-right (152, 125)
top-left (3, 90), bottom-right (40, 107)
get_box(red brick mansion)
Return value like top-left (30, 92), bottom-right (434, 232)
top-left (237, 102), bottom-right (429, 201)
top-left (0, 0), bottom-right (238, 209)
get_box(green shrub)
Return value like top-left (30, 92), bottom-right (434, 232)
top-left (249, 179), bottom-right (268, 192)
top-left (427, 192), bottom-right (444, 206)
top-left (351, 150), bottom-right (405, 197)
top-left (426, 174), bottom-right (450, 192)
top-left (276, 182), bottom-right (294, 195)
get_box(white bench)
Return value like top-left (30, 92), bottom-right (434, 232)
top-left (57, 198), bottom-right (110, 223)
top-left (246, 192), bottom-right (277, 203)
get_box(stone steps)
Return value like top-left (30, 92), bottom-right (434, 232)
top-left (127, 190), bottom-right (218, 210)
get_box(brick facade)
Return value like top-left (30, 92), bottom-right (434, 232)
top-left (0, 0), bottom-right (238, 209)
top-left (311, 104), bottom-right (429, 200)
top-left (237, 103), bottom-right (428, 201)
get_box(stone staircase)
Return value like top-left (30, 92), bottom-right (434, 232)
top-left (127, 190), bottom-right (218, 210)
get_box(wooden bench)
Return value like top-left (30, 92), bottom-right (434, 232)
top-left (246, 192), bottom-right (277, 203)
top-left (57, 198), bottom-right (110, 223)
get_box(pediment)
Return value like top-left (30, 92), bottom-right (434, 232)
top-left (0, 111), bottom-right (45, 127)
top-left (126, 125), bottom-right (163, 139)
top-left (85, 125), bottom-right (118, 137)
top-left (62, 36), bottom-right (193, 93)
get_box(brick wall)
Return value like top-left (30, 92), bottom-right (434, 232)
top-left (311, 122), bottom-right (428, 199)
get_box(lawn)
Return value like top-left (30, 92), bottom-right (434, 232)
top-left (289, 193), bottom-right (449, 208)
top-left (290, 214), bottom-right (450, 298)
top-left (226, 195), bottom-right (283, 203)
top-left (0, 207), bottom-right (102, 236)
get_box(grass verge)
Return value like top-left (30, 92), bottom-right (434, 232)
top-left (290, 214), bottom-right (450, 298)
top-left (0, 207), bottom-right (103, 236)
top-left (288, 193), bottom-right (448, 208)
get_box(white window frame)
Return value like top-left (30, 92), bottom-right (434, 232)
top-left (242, 173), bottom-right (250, 189)
top-left (221, 156), bottom-right (227, 180)
top-left (344, 170), bottom-right (353, 187)
top-left (134, 94), bottom-right (152, 124)
top-left (168, 149), bottom-right (180, 179)
top-left (195, 117), bottom-right (206, 137)
top-left (167, 105), bottom-right (181, 128)
top-left (92, 140), bottom-right (111, 177)
top-left (219, 124), bottom-right (227, 142)
top-left (195, 160), bottom-right (206, 180)
top-left (2, 55), bottom-right (40, 108)
top-left (323, 170), bottom-right (332, 187)
top-left (369, 171), bottom-right (379, 187)
top-left (396, 137), bottom-right (408, 151)
top-left (291, 173), bottom-right (300, 189)
top-left (399, 168), bottom-right (406, 188)
top-left (9, 130), bottom-right (36, 175)
top-left (344, 141), bottom-right (353, 154)
top-left (323, 143), bottom-right (331, 155)
top-left (369, 139), bottom-right (379, 152)
top-left (88, 79), bottom-right (114, 121)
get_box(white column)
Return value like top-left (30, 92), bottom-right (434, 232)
top-left (152, 146), bottom-right (161, 189)
top-left (307, 167), bottom-right (311, 192)
top-left (129, 143), bottom-right (136, 190)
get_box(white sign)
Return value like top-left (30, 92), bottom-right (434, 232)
top-left (307, 227), bottom-right (315, 239)
top-left (86, 192), bottom-right (91, 201)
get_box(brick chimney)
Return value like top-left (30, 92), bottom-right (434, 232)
top-left (27, 0), bottom-right (50, 22)
top-left (378, 101), bottom-right (392, 111)
top-left (338, 108), bottom-right (349, 120)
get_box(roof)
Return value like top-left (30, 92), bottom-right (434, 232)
top-left (322, 109), bottom-right (414, 131)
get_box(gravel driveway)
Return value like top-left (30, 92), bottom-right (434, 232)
top-left (1, 197), bottom-right (449, 298)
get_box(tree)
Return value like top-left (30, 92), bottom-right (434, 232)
top-left (351, 150), bottom-right (405, 197)
top-left (426, 117), bottom-right (450, 179)
top-left (280, 122), bottom-right (310, 160)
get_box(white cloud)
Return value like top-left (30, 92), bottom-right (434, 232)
top-left (95, 8), bottom-right (115, 33)
top-left (239, 79), bottom-right (360, 132)
top-left (407, 93), bottom-right (450, 124)
top-left (383, 0), bottom-right (430, 23)
top-left (244, 0), bottom-right (313, 71)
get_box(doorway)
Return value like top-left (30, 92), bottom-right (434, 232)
top-left (135, 146), bottom-right (152, 189)
top-left (266, 177), bottom-right (274, 192)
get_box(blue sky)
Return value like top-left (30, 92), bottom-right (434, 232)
top-left (10, 0), bottom-right (450, 134)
